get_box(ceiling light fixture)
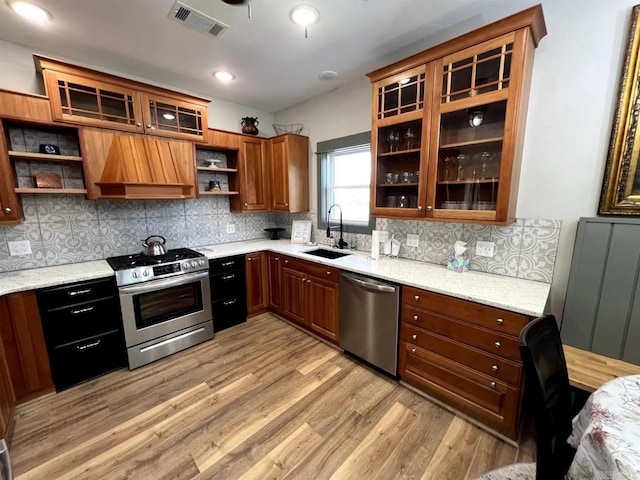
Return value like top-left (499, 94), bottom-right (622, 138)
top-left (467, 107), bottom-right (485, 128)
top-left (162, 113), bottom-right (176, 120)
top-left (214, 71), bottom-right (235, 82)
top-left (319, 70), bottom-right (338, 81)
top-left (9, 1), bottom-right (51, 22)
top-left (398, 78), bottom-right (411, 85)
top-left (290, 4), bottom-right (319, 38)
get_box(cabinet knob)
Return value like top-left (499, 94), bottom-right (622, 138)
top-left (413, 315), bottom-right (418, 321)
top-left (147, 124), bottom-right (153, 128)
top-left (284, 259), bottom-right (289, 264)
top-left (417, 205), bottom-right (423, 210)
top-left (411, 348), bottom-right (416, 354)
top-left (3, 207), bottom-right (11, 214)
top-left (426, 206), bottom-right (433, 211)
top-left (274, 257), bottom-right (279, 261)
top-left (244, 202), bottom-right (248, 207)
top-left (247, 257), bottom-right (252, 261)
top-left (414, 295), bottom-right (420, 301)
top-left (285, 203), bottom-right (288, 206)
top-left (412, 334), bottom-right (417, 340)
top-left (136, 122), bottom-right (142, 127)
top-left (494, 341), bottom-right (501, 349)
top-left (491, 365), bottom-right (499, 372)
top-left (490, 381), bottom-right (497, 389)
top-left (326, 271), bottom-right (331, 275)
top-left (496, 318), bottom-right (504, 325)
top-left (307, 279), bottom-right (311, 283)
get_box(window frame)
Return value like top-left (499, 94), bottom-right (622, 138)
top-left (317, 132), bottom-right (374, 235)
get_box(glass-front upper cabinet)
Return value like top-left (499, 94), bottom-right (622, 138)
top-left (141, 93), bottom-right (207, 142)
top-left (371, 65), bottom-right (431, 217)
top-left (427, 33), bottom-right (518, 222)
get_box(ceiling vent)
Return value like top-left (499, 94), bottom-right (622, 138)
top-left (168, 1), bottom-right (230, 38)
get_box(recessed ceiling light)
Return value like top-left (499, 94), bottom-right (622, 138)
top-left (9, 1), bottom-right (51, 23)
top-left (290, 5), bottom-right (319, 26)
top-left (213, 71), bottom-right (235, 82)
top-left (162, 113), bottom-right (176, 120)
top-left (319, 70), bottom-right (338, 81)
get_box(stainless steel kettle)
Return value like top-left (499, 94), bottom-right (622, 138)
top-left (141, 235), bottom-right (167, 256)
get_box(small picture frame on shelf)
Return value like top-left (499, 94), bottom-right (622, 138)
top-left (38, 144), bottom-right (60, 155)
top-left (291, 220), bottom-right (312, 244)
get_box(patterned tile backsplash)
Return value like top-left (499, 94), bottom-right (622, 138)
top-left (274, 213), bottom-right (561, 283)
top-left (0, 194), bottom-right (276, 272)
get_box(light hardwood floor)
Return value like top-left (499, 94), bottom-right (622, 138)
top-left (11, 313), bottom-right (535, 479)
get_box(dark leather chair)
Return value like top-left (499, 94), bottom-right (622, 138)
top-left (475, 314), bottom-right (580, 480)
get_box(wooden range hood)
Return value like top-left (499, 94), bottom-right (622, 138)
top-left (95, 135), bottom-right (194, 199)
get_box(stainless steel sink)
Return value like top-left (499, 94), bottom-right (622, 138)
top-left (304, 249), bottom-right (350, 260)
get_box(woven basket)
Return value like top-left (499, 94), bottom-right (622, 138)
top-left (272, 123), bottom-right (304, 135)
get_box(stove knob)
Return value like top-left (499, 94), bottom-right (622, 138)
top-left (183, 263), bottom-right (190, 270)
top-left (142, 269), bottom-right (150, 277)
top-left (198, 259), bottom-right (205, 267)
top-left (191, 261), bottom-right (197, 268)
top-left (132, 271), bottom-right (139, 278)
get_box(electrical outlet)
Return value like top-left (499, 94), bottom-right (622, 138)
top-left (475, 241), bottom-right (495, 257)
top-left (8, 240), bottom-right (32, 256)
top-left (226, 223), bottom-right (236, 234)
top-left (407, 234), bottom-right (420, 247)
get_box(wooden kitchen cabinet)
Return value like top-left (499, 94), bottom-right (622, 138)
top-left (0, 334), bottom-right (15, 440)
top-left (268, 252), bottom-right (283, 313)
top-left (245, 252), bottom-right (269, 315)
top-left (0, 292), bottom-right (54, 403)
top-left (368, 6), bottom-right (546, 224)
top-left (268, 134), bottom-right (309, 212)
top-left (398, 285), bottom-right (530, 439)
top-left (0, 119), bottom-right (22, 223)
top-left (36, 56), bottom-right (209, 142)
top-left (279, 256), bottom-right (340, 343)
top-left (230, 137), bottom-right (269, 212)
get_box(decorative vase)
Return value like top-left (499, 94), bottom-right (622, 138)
top-left (241, 117), bottom-right (259, 136)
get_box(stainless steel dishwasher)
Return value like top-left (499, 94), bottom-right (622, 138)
top-left (339, 272), bottom-right (400, 376)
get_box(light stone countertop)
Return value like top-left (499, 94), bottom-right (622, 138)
top-left (0, 239), bottom-right (551, 317)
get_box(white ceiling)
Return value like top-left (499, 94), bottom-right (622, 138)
top-left (0, 0), bottom-right (533, 112)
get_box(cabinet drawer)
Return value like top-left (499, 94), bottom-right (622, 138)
top-left (399, 341), bottom-right (520, 436)
top-left (42, 297), bottom-right (123, 347)
top-left (209, 255), bottom-right (245, 274)
top-left (38, 277), bottom-right (117, 310)
top-left (49, 330), bottom-right (126, 391)
top-left (281, 256), bottom-right (339, 283)
top-left (402, 305), bottom-right (521, 361)
top-left (402, 287), bottom-right (528, 336)
top-left (400, 323), bottom-right (522, 386)
top-left (210, 270), bottom-right (245, 300)
top-left (212, 296), bottom-right (247, 332)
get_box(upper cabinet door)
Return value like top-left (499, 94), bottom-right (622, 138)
top-left (374, 65), bottom-right (427, 124)
top-left (44, 70), bottom-right (144, 133)
top-left (235, 137), bottom-right (268, 211)
top-left (0, 119), bottom-right (23, 224)
top-left (269, 136), bottom-right (290, 211)
top-left (140, 93), bottom-right (208, 142)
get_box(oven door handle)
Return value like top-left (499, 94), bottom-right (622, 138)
top-left (119, 271), bottom-right (209, 295)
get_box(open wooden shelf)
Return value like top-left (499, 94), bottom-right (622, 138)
top-left (9, 151), bottom-right (83, 162)
top-left (437, 179), bottom-right (498, 185)
top-left (377, 148), bottom-right (421, 157)
top-left (199, 191), bottom-right (239, 196)
top-left (439, 137), bottom-right (503, 149)
top-left (15, 188), bottom-right (87, 194)
top-left (196, 166), bottom-right (238, 173)
top-left (377, 183), bottom-right (419, 187)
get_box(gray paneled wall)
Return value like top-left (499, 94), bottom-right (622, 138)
top-left (561, 217), bottom-right (640, 365)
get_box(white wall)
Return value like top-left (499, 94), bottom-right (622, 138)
top-left (274, 0), bottom-right (638, 318)
top-left (0, 39), bottom-right (275, 137)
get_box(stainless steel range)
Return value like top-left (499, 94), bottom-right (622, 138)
top-left (107, 248), bottom-right (213, 369)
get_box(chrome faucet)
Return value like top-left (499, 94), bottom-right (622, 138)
top-left (326, 203), bottom-right (348, 249)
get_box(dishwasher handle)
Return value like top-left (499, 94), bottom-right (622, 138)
top-left (342, 273), bottom-right (396, 293)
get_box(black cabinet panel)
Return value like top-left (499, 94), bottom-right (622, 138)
top-left (209, 256), bottom-right (247, 332)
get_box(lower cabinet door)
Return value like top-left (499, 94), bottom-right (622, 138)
top-left (49, 330), bottom-right (126, 391)
top-left (282, 267), bottom-right (307, 326)
top-left (307, 276), bottom-right (339, 343)
top-left (399, 341), bottom-right (520, 437)
top-left (212, 296), bottom-right (247, 332)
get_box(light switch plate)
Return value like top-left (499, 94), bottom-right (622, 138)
top-left (8, 240), bottom-right (32, 256)
top-left (226, 224), bottom-right (236, 234)
top-left (475, 241), bottom-right (495, 257)
top-left (407, 234), bottom-right (419, 247)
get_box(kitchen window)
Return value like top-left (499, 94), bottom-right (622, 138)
top-left (317, 132), bottom-right (374, 234)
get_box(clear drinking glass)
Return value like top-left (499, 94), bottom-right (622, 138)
top-left (456, 153), bottom-right (469, 181)
top-left (404, 128), bottom-right (416, 150)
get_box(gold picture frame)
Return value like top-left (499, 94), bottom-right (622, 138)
top-left (600, 5), bottom-right (640, 215)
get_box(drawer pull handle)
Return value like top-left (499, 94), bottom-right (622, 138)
top-left (496, 318), bottom-right (504, 325)
top-left (223, 299), bottom-right (237, 306)
top-left (221, 261), bottom-right (235, 267)
top-left (490, 381), bottom-right (497, 389)
top-left (414, 295), bottom-right (420, 301)
top-left (77, 340), bottom-right (101, 351)
top-left (494, 341), bottom-right (501, 349)
top-left (491, 365), bottom-right (499, 372)
top-left (413, 315), bottom-right (418, 321)
top-left (411, 348), bottom-right (416, 354)
top-left (412, 334), bottom-right (417, 340)
top-left (221, 274), bottom-right (235, 281)
top-left (71, 306), bottom-right (94, 315)
top-left (68, 288), bottom-right (91, 296)
top-left (247, 258), bottom-right (252, 261)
